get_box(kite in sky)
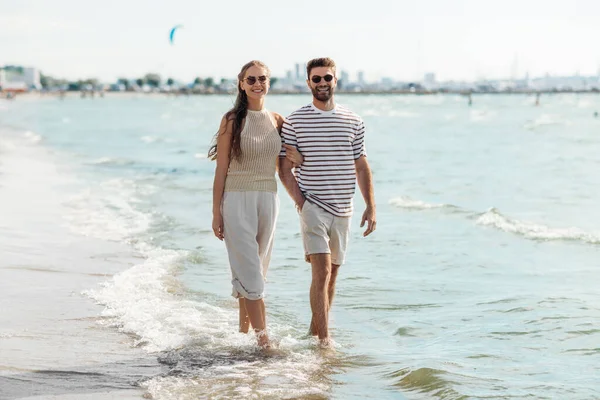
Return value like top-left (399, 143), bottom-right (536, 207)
top-left (169, 25), bottom-right (183, 45)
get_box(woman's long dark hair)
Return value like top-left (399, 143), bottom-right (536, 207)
top-left (208, 60), bottom-right (270, 161)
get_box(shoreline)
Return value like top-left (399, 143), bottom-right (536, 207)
top-left (3, 89), bottom-right (600, 101)
top-left (0, 127), bottom-right (161, 399)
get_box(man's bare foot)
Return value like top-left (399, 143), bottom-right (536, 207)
top-left (318, 337), bottom-right (333, 349)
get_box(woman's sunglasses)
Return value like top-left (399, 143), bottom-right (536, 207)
top-left (310, 74), bottom-right (334, 84)
top-left (244, 75), bottom-right (268, 85)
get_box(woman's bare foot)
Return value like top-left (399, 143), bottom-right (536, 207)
top-left (255, 329), bottom-right (271, 348)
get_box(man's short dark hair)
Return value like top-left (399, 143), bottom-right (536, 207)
top-left (306, 57), bottom-right (337, 79)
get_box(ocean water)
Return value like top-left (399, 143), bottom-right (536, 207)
top-left (1, 93), bottom-right (599, 399)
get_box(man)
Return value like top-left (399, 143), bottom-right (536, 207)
top-left (278, 57), bottom-right (376, 346)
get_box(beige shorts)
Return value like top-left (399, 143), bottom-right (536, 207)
top-left (222, 191), bottom-right (279, 300)
top-left (300, 200), bottom-right (351, 265)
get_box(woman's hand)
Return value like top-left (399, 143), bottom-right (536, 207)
top-left (284, 144), bottom-right (304, 168)
top-left (212, 213), bottom-right (224, 240)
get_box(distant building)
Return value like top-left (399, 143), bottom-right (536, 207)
top-left (0, 66), bottom-right (41, 90)
top-left (23, 67), bottom-right (41, 89)
top-left (380, 77), bottom-right (394, 90)
top-left (295, 63), bottom-right (302, 81)
top-left (424, 72), bottom-right (436, 85)
top-left (339, 70), bottom-right (349, 89)
top-left (340, 70), bottom-right (349, 82)
top-left (357, 71), bottom-right (365, 85)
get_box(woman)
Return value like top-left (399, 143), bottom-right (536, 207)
top-left (209, 60), bottom-right (302, 348)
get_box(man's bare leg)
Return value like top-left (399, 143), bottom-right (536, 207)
top-left (244, 298), bottom-right (270, 348)
top-left (309, 254), bottom-right (332, 342)
top-left (239, 298), bottom-right (250, 333)
top-left (310, 263), bottom-right (340, 336)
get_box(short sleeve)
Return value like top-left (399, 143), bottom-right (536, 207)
top-left (353, 119), bottom-right (367, 159)
top-left (279, 117), bottom-right (298, 157)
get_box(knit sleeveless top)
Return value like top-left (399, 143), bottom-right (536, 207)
top-left (224, 109), bottom-right (281, 193)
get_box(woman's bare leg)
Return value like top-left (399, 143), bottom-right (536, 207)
top-left (239, 298), bottom-right (250, 333)
top-left (244, 298), bottom-right (270, 347)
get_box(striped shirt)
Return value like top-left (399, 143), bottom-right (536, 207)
top-left (280, 103), bottom-right (367, 217)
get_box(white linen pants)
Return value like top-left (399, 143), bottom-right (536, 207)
top-left (222, 191), bottom-right (279, 300)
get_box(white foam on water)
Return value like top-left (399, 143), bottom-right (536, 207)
top-left (84, 240), bottom-right (329, 398)
top-left (577, 99), bottom-right (593, 109)
top-left (140, 135), bottom-right (161, 143)
top-left (476, 207), bottom-right (600, 244)
top-left (524, 114), bottom-right (570, 130)
top-left (66, 172), bottom-right (330, 398)
top-left (23, 130), bottom-right (42, 143)
top-left (63, 178), bottom-right (155, 242)
top-left (389, 196), bottom-right (451, 210)
top-left (193, 153), bottom-right (207, 159)
top-left (88, 157), bottom-right (135, 166)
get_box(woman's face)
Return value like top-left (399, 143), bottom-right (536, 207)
top-left (240, 65), bottom-right (269, 100)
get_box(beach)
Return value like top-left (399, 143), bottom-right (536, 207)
top-left (1, 94), bottom-right (599, 399)
top-left (0, 127), bottom-right (163, 399)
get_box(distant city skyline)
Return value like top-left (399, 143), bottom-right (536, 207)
top-left (2, 0), bottom-right (600, 83)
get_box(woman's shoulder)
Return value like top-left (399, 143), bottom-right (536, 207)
top-left (270, 112), bottom-right (285, 128)
top-left (219, 113), bottom-right (236, 134)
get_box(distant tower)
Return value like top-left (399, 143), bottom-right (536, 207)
top-left (340, 70), bottom-right (349, 85)
top-left (424, 72), bottom-right (436, 86)
top-left (295, 63), bottom-right (301, 81)
top-left (357, 71), bottom-right (365, 85)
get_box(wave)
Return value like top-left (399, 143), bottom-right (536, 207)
top-left (63, 178), bottom-right (156, 242)
top-left (69, 174), bottom-right (331, 398)
top-left (476, 207), bottom-right (600, 244)
top-left (389, 195), bottom-right (600, 245)
top-left (524, 114), bottom-right (569, 130)
top-left (87, 157), bottom-right (135, 166)
top-left (140, 135), bottom-right (163, 143)
top-left (23, 131), bottom-right (42, 143)
top-left (140, 136), bottom-right (176, 144)
top-left (389, 196), bottom-right (458, 210)
top-left (386, 367), bottom-right (464, 399)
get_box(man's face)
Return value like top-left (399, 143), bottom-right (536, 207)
top-left (307, 67), bottom-right (337, 102)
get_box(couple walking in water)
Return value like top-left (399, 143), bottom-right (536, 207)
top-left (210, 57), bottom-right (376, 348)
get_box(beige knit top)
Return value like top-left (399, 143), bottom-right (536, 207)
top-left (224, 109), bottom-right (281, 193)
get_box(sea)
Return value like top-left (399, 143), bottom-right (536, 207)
top-left (1, 92), bottom-right (599, 399)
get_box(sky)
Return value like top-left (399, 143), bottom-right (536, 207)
top-left (1, 0), bottom-right (600, 83)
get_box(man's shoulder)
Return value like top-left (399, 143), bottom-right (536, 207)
top-left (286, 104), bottom-right (317, 121)
top-left (334, 104), bottom-right (363, 123)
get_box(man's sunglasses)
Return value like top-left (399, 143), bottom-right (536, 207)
top-left (310, 74), bottom-right (334, 84)
top-left (244, 75), bottom-right (268, 85)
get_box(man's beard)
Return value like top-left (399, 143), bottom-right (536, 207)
top-left (311, 85), bottom-right (334, 101)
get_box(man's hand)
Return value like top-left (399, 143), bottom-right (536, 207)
top-left (360, 206), bottom-right (376, 237)
top-left (284, 144), bottom-right (303, 168)
top-left (296, 197), bottom-right (306, 213)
